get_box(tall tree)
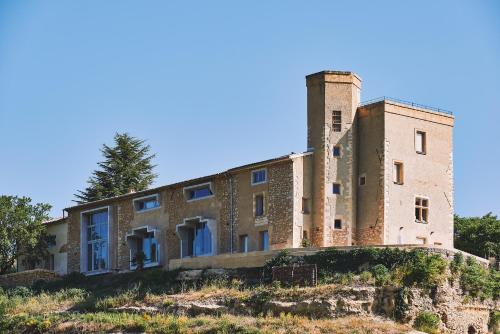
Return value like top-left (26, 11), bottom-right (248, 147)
top-left (454, 213), bottom-right (500, 259)
top-left (0, 196), bottom-right (51, 274)
top-left (75, 133), bottom-right (157, 203)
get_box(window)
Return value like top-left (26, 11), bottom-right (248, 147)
top-left (359, 175), bottom-right (366, 186)
top-left (415, 197), bottom-right (429, 223)
top-left (333, 146), bottom-right (341, 157)
top-left (416, 237), bottom-right (427, 245)
top-left (415, 131), bottom-right (426, 154)
top-left (127, 227), bottom-right (160, 270)
top-left (332, 183), bottom-right (341, 195)
top-left (251, 169), bottom-right (267, 185)
top-left (332, 111), bottom-right (342, 132)
top-left (302, 197), bottom-right (310, 214)
top-left (334, 219), bottom-right (342, 230)
top-left (177, 217), bottom-right (215, 258)
top-left (393, 162), bottom-right (404, 184)
top-left (239, 235), bottom-right (248, 253)
top-left (45, 254), bottom-right (55, 271)
top-left (47, 235), bottom-right (57, 248)
top-left (260, 231), bottom-right (269, 251)
top-left (254, 194), bottom-right (265, 217)
top-left (83, 209), bottom-right (109, 273)
top-left (184, 183), bottom-right (213, 201)
top-left (133, 195), bottom-right (160, 212)
top-left (193, 222), bottom-right (212, 256)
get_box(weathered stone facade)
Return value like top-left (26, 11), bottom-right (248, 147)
top-left (61, 70), bottom-right (455, 275)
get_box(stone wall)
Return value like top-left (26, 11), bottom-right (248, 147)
top-left (0, 269), bottom-right (61, 288)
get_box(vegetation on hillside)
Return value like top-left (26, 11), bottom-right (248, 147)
top-left (454, 213), bottom-right (500, 260)
top-left (0, 247), bottom-right (497, 333)
top-left (0, 196), bottom-right (52, 274)
top-left (75, 133), bottom-right (157, 203)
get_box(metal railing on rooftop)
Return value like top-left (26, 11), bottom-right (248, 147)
top-left (359, 96), bottom-right (453, 115)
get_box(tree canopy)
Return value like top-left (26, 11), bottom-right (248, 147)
top-left (454, 213), bottom-right (500, 259)
top-left (0, 195), bottom-right (52, 274)
top-left (75, 133), bottom-right (157, 203)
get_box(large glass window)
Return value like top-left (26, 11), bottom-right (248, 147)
top-left (85, 210), bottom-right (108, 272)
top-left (193, 222), bottom-right (212, 256)
top-left (128, 228), bottom-right (159, 270)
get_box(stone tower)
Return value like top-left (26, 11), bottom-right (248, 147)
top-left (306, 71), bottom-right (362, 247)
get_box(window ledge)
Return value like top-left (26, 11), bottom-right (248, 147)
top-left (84, 269), bottom-right (111, 276)
top-left (415, 220), bottom-right (429, 224)
top-left (186, 195), bottom-right (214, 203)
top-left (130, 262), bottom-right (160, 271)
top-left (251, 181), bottom-right (267, 186)
top-left (255, 217), bottom-right (268, 226)
top-left (135, 206), bottom-right (161, 214)
top-left (416, 151), bottom-right (427, 155)
top-left (393, 182), bottom-right (404, 185)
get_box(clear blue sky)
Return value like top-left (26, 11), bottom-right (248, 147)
top-left (1, 1), bottom-right (499, 218)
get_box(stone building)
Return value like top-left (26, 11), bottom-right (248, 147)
top-left (17, 217), bottom-right (68, 275)
top-left (61, 70), bottom-right (454, 275)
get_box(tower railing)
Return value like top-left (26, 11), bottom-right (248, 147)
top-left (359, 96), bottom-right (453, 115)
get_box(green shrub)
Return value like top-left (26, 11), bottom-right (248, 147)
top-left (489, 310), bottom-right (500, 333)
top-left (371, 264), bottom-right (389, 286)
top-left (359, 271), bottom-right (373, 284)
top-left (414, 311), bottom-right (440, 334)
top-left (450, 252), bottom-right (464, 274)
top-left (460, 257), bottom-right (492, 299)
top-left (6, 286), bottom-right (33, 298)
top-left (401, 251), bottom-right (447, 288)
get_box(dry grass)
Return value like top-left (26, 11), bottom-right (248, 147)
top-left (3, 313), bottom-right (411, 334)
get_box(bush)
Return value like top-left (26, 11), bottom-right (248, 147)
top-left (414, 311), bottom-right (440, 334)
top-left (450, 252), bottom-right (464, 274)
top-left (359, 271), bottom-right (373, 284)
top-left (401, 251), bottom-right (447, 288)
top-left (460, 257), bottom-right (493, 299)
top-left (6, 286), bottom-right (33, 298)
top-left (371, 264), bottom-right (389, 286)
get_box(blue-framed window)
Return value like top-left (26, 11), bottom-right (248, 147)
top-left (134, 195), bottom-right (160, 212)
top-left (185, 183), bottom-right (214, 201)
top-left (260, 231), bottom-right (269, 251)
top-left (193, 222), bottom-right (212, 256)
top-left (85, 210), bottom-right (108, 272)
top-left (251, 169), bottom-right (267, 185)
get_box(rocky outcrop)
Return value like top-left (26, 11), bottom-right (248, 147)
top-left (157, 283), bottom-right (495, 333)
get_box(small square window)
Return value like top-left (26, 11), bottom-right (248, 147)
top-left (332, 183), bottom-right (341, 195)
top-left (334, 219), bottom-right (342, 230)
top-left (251, 169), bottom-right (267, 185)
top-left (333, 146), bottom-right (341, 157)
top-left (359, 175), bottom-right (366, 186)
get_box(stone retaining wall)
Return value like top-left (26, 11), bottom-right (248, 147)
top-left (0, 269), bottom-right (61, 288)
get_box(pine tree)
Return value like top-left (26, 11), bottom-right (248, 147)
top-left (74, 133), bottom-right (157, 203)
